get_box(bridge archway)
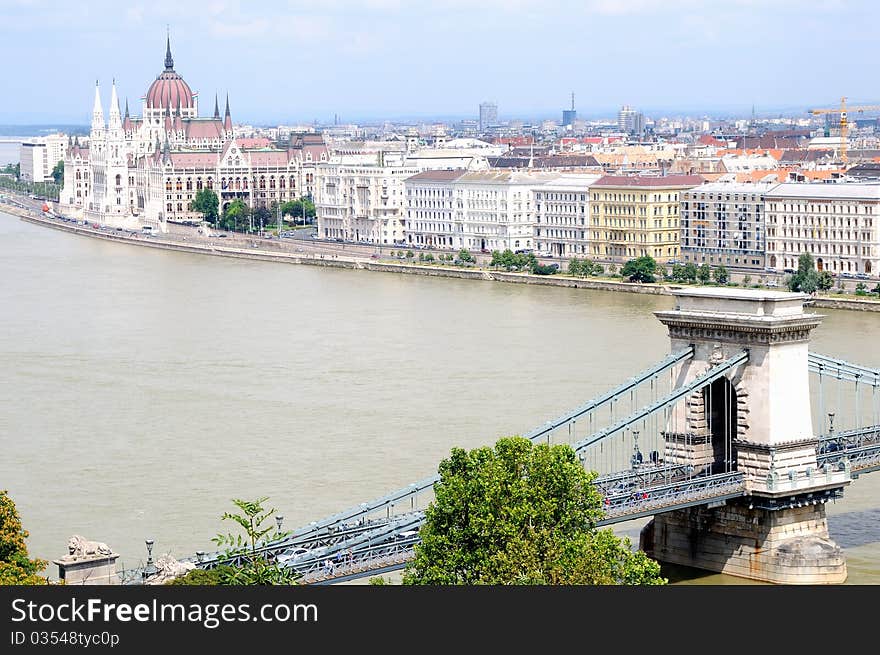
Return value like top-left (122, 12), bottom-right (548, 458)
top-left (703, 377), bottom-right (737, 474)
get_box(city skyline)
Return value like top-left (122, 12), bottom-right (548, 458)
top-left (2, 0), bottom-right (879, 125)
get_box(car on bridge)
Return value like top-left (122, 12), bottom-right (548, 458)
top-left (276, 547), bottom-right (310, 564)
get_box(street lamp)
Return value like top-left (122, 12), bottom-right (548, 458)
top-left (143, 538), bottom-right (157, 579)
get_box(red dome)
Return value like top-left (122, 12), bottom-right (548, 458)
top-left (146, 70), bottom-right (194, 110)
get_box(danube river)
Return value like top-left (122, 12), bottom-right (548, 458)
top-left (2, 211), bottom-right (879, 584)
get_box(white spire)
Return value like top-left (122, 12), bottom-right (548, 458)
top-left (91, 80), bottom-right (105, 135)
top-left (108, 79), bottom-right (122, 131)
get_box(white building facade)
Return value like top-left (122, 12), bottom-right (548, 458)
top-left (533, 174), bottom-right (601, 258)
top-left (764, 183), bottom-right (880, 277)
top-left (315, 158), bottom-right (418, 244)
top-left (59, 36), bottom-right (324, 231)
top-left (20, 134), bottom-right (68, 183)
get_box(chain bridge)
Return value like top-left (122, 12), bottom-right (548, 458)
top-left (119, 288), bottom-right (880, 585)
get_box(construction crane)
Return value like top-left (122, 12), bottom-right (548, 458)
top-left (808, 96), bottom-right (880, 164)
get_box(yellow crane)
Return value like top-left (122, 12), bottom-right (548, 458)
top-left (808, 96), bottom-right (880, 163)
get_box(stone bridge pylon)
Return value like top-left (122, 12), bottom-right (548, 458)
top-left (640, 287), bottom-right (848, 584)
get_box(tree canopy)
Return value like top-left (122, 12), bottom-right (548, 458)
top-left (279, 198), bottom-right (316, 224)
top-left (787, 252), bottom-right (820, 294)
top-left (620, 256), bottom-right (658, 283)
top-left (0, 490), bottom-right (48, 585)
top-left (402, 436), bottom-right (666, 585)
top-left (190, 188), bottom-right (219, 224)
top-left (51, 160), bottom-right (64, 185)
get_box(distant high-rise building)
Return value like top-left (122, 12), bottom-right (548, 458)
top-left (562, 92), bottom-right (577, 127)
top-left (618, 105), bottom-right (645, 136)
top-left (479, 101), bottom-right (498, 131)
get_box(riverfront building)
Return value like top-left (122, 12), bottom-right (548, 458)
top-left (534, 174), bottom-right (601, 258)
top-left (59, 36), bottom-right (327, 231)
top-left (315, 159), bottom-right (419, 244)
top-left (20, 134), bottom-right (68, 183)
top-left (764, 183), bottom-right (880, 276)
top-left (680, 181), bottom-right (777, 272)
top-left (589, 175), bottom-right (704, 264)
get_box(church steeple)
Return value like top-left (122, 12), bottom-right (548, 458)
top-left (164, 28), bottom-right (174, 71)
top-left (91, 80), bottom-right (105, 137)
top-left (224, 93), bottom-right (232, 132)
top-left (213, 93), bottom-right (220, 119)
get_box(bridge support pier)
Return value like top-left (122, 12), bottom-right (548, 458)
top-left (646, 288), bottom-right (850, 584)
top-left (640, 499), bottom-right (847, 584)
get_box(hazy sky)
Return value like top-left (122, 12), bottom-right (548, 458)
top-left (2, 0), bottom-right (878, 125)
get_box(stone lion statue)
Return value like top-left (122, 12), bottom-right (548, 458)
top-left (144, 554), bottom-right (196, 585)
top-left (65, 535), bottom-right (113, 560)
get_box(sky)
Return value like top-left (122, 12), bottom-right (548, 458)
top-left (1, 0), bottom-right (879, 126)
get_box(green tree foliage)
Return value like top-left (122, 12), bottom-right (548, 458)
top-left (787, 253), bottom-right (820, 294)
top-left (279, 198), bottom-right (316, 224)
top-left (682, 263), bottom-right (698, 283)
top-left (817, 271), bottom-right (835, 292)
top-left (712, 265), bottom-right (729, 285)
top-left (166, 565), bottom-right (237, 585)
top-left (219, 198), bottom-right (249, 231)
top-left (620, 256), bottom-right (658, 283)
top-left (742, 274), bottom-right (752, 287)
top-left (568, 257), bottom-right (597, 277)
top-left (402, 437), bottom-right (666, 586)
top-left (252, 206), bottom-right (272, 232)
top-left (406, 250), bottom-right (414, 259)
top-left (531, 263), bottom-right (558, 275)
top-left (51, 160), bottom-right (64, 184)
top-left (0, 490), bottom-right (48, 585)
top-left (855, 282), bottom-right (868, 296)
top-left (697, 263), bottom-right (711, 284)
top-left (458, 248), bottom-right (475, 264)
top-left (190, 188), bottom-right (219, 225)
top-left (490, 249), bottom-right (537, 272)
top-left (211, 497), bottom-right (298, 585)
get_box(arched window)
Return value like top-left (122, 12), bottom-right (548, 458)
top-left (175, 178), bottom-right (183, 191)
top-left (167, 203), bottom-right (172, 212)
top-left (115, 174), bottom-right (122, 187)
top-left (186, 179), bottom-right (192, 191)
top-left (235, 177), bottom-right (241, 190)
top-left (165, 180), bottom-right (172, 192)
top-left (196, 178), bottom-right (203, 190)
top-left (289, 176), bottom-right (296, 189)
top-left (269, 177), bottom-right (276, 189)
top-left (243, 178), bottom-right (248, 189)
top-left (177, 203), bottom-right (183, 212)
top-left (76, 171), bottom-right (81, 180)
top-left (259, 176), bottom-right (266, 189)
top-left (207, 178), bottom-right (214, 190)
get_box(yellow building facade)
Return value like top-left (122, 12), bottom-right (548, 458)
top-left (590, 175), bottom-right (703, 264)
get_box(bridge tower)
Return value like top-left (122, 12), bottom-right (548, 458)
top-left (640, 287), bottom-right (848, 584)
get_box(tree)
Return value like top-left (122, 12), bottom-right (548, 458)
top-left (620, 256), bottom-right (658, 283)
top-left (211, 497), bottom-right (298, 585)
top-left (682, 263), bottom-right (698, 283)
top-left (190, 188), bottom-right (219, 225)
top-left (712, 265), bottom-right (729, 285)
top-left (697, 263), bottom-right (711, 284)
top-left (855, 282), bottom-right (868, 296)
top-left (253, 206), bottom-right (272, 234)
top-left (51, 160), bottom-right (64, 185)
top-left (402, 436), bottom-right (666, 585)
top-left (817, 271), bottom-right (834, 292)
top-left (458, 248), bottom-right (475, 264)
top-left (280, 198), bottom-right (317, 225)
top-left (787, 252), bottom-right (820, 294)
top-left (0, 490), bottom-right (48, 585)
top-left (220, 198), bottom-right (249, 232)
top-left (743, 274), bottom-right (752, 287)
